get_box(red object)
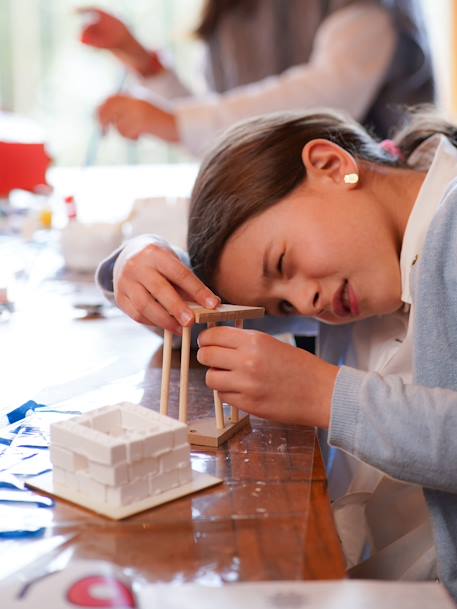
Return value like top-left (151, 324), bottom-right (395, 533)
top-left (0, 113), bottom-right (52, 197)
top-left (65, 195), bottom-right (78, 221)
top-left (0, 141), bottom-right (51, 197)
top-left (66, 575), bottom-right (136, 607)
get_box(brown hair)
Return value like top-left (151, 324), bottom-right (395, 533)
top-left (194, 0), bottom-right (259, 40)
top-left (188, 108), bottom-right (457, 291)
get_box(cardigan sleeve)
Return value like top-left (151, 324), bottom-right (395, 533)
top-left (329, 185), bottom-right (457, 495)
top-left (329, 365), bottom-right (457, 494)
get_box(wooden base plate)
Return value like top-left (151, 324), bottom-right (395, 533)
top-left (26, 469), bottom-right (222, 520)
top-left (188, 413), bottom-right (250, 447)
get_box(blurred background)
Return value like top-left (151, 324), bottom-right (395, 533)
top-left (1, 0), bottom-right (454, 168)
top-left (0, 0), bottom-right (205, 166)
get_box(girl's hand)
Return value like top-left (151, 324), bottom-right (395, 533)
top-left (197, 327), bottom-right (338, 428)
top-left (98, 96), bottom-right (179, 142)
top-left (114, 237), bottom-right (220, 333)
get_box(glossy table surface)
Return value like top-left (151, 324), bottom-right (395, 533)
top-left (0, 269), bottom-right (345, 584)
top-left (0, 166), bottom-right (345, 583)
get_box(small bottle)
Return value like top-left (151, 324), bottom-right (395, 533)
top-left (64, 195), bottom-right (78, 222)
top-left (35, 184), bottom-right (53, 230)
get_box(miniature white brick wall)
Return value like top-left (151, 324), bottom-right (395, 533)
top-left (49, 403), bottom-right (192, 507)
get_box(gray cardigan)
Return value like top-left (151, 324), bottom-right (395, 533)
top-left (330, 179), bottom-right (457, 600)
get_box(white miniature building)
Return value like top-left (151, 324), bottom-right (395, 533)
top-left (49, 402), bottom-right (192, 507)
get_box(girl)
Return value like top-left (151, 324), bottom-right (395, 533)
top-left (99, 109), bottom-right (457, 599)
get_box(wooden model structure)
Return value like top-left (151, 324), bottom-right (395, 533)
top-left (160, 303), bottom-right (264, 447)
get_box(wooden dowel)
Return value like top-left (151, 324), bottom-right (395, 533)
top-left (231, 320), bottom-right (244, 423)
top-left (213, 389), bottom-right (225, 430)
top-left (208, 322), bottom-right (225, 429)
top-left (178, 326), bottom-right (191, 423)
top-left (160, 329), bottom-right (173, 415)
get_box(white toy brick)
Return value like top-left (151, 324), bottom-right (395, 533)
top-left (178, 464), bottom-right (193, 485)
top-left (63, 469), bottom-right (80, 492)
top-left (76, 414), bottom-right (94, 427)
top-left (151, 469), bottom-right (179, 495)
top-left (128, 456), bottom-right (159, 481)
top-left (126, 431), bottom-right (145, 463)
top-left (142, 428), bottom-right (173, 458)
top-left (51, 419), bottom-right (127, 465)
top-left (79, 430), bottom-right (127, 465)
top-left (120, 408), bottom-right (157, 431)
top-left (89, 461), bottom-right (129, 486)
top-left (50, 421), bottom-right (85, 450)
top-left (50, 445), bottom-right (88, 472)
top-left (52, 467), bottom-right (67, 485)
top-left (106, 478), bottom-right (149, 507)
top-left (172, 425), bottom-right (188, 447)
top-left (160, 444), bottom-right (190, 473)
top-left (91, 409), bottom-right (122, 436)
top-left (76, 470), bottom-right (107, 502)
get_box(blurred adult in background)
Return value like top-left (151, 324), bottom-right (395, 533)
top-left (80, 0), bottom-right (434, 157)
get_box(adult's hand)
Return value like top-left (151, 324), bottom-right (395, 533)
top-left (78, 7), bottom-right (163, 76)
top-left (98, 95), bottom-right (179, 142)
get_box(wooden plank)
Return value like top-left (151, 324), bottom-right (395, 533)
top-left (27, 469), bottom-right (222, 520)
top-left (188, 413), bottom-right (250, 447)
top-left (188, 303), bottom-right (264, 323)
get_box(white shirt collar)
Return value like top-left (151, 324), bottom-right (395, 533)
top-left (400, 135), bottom-right (457, 304)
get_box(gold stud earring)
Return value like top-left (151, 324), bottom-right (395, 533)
top-left (343, 173), bottom-right (359, 185)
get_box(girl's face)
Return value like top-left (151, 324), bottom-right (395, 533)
top-left (215, 142), bottom-right (414, 324)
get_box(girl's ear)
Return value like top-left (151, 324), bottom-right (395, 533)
top-left (301, 139), bottom-right (359, 189)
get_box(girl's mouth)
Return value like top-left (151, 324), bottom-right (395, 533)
top-left (332, 279), bottom-right (359, 317)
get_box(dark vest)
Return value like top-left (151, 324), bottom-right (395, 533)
top-left (203, 0), bottom-right (435, 138)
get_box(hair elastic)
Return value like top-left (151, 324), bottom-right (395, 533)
top-left (380, 139), bottom-right (403, 160)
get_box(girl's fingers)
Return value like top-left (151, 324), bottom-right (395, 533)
top-left (156, 250), bottom-right (220, 309)
top-left (116, 291), bottom-right (152, 327)
top-left (141, 273), bottom-right (195, 327)
top-left (205, 369), bottom-right (243, 393)
top-left (218, 392), bottom-right (245, 410)
top-left (198, 325), bottom-right (245, 348)
top-left (197, 345), bottom-right (239, 370)
top-left (120, 284), bottom-right (182, 333)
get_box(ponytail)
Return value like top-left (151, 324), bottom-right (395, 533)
top-left (393, 106), bottom-right (457, 162)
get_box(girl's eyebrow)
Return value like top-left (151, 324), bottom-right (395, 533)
top-left (262, 242), bottom-right (273, 279)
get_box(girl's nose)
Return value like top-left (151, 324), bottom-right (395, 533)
top-left (289, 280), bottom-right (323, 317)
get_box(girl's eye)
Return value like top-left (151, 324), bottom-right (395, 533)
top-left (277, 252), bottom-right (285, 275)
top-left (279, 300), bottom-right (295, 315)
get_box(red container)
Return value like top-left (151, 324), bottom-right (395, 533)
top-left (0, 113), bottom-right (52, 197)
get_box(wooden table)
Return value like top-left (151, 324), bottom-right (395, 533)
top-left (0, 266), bottom-right (345, 584)
top-left (0, 165), bottom-right (345, 583)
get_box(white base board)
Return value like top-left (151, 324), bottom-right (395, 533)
top-left (26, 469), bottom-right (222, 520)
